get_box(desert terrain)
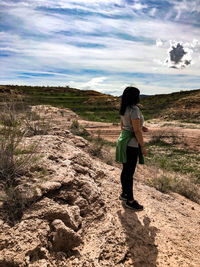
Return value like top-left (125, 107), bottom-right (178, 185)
top-left (0, 105), bottom-right (199, 267)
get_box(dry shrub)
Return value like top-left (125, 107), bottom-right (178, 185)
top-left (173, 179), bottom-right (200, 204)
top-left (0, 185), bottom-right (27, 224)
top-left (70, 120), bottom-right (90, 137)
top-left (0, 102), bottom-right (19, 127)
top-left (148, 174), bottom-right (173, 193)
top-left (148, 172), bottom-right (200, 204)
top-left (23, 109), bottom-right (51, 136)
top-left (102, 149), bottom-right (113, 165)
top-left (0, 102), bottom-right (43, 224)
top-left (149, 129), bottom-right (183, 146)
top-left (89, 135), bottom-right (114, 165)
top-left (88, 132), bottom-right (104, 157)
top-left (25, 116), bottom-right (50, 136)
top-left (0, 102), bottom-right (39, 184)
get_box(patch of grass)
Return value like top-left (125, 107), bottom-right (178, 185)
top-left (150, 146), bottom-right (200, 180)
top-left (148, 175), bottom-right (173, 193)
top-left (146, 133), bottom-right (200, 203)
top-left (147, 174), bottom-right (199, 203)
top-left (146, 144), bottom-right (200, 180)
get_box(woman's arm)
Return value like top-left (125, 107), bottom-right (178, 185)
top-left (120, 119), bottom-right (123, 130)
top-left (132, 119), bottom-right (147, 156)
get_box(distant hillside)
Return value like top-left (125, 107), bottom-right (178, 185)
top-left (0, 85), bottom-right (120, 122)
top-left (0, 85), bottom-right (199, 123)
top-left (140, 89), bottom-right (200, 122)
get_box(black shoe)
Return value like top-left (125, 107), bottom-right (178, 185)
top-left (119, 193), bottom-right (127, 201)
top-left (125, 200), bottom-right (144, 211)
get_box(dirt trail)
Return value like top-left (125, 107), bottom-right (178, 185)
top-left (65, 159), bottom-right (200, 267)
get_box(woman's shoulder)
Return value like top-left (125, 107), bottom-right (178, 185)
top-left (130, 105), bottom-right (140, 111)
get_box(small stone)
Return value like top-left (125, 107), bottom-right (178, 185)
top-left (40, 181), bottom-right (62, 193)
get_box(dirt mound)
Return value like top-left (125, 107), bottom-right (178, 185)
top-left (0, 105), bottom-right (200, 266)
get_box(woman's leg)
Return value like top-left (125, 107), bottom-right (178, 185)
top-left (120, 165), bottom-right (127, 197)
top-left (120, 146), bottom-right (138, 200)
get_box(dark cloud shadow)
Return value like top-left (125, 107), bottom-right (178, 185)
top-left (117, 206), bottom-right (159, 267)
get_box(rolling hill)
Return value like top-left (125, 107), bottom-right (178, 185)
top-left (0, 85), bottom-right (199, 123)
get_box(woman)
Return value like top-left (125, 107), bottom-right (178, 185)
top-left (116, 86), bottom-right (148, 211)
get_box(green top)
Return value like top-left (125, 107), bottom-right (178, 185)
top-left (116, 130), bottom-right (144, 164)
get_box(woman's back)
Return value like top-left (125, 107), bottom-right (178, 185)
top-left (121, 105), bottom-right (144, 147)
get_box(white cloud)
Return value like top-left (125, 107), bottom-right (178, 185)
top-left (131, 2), bottom-right (148, 11)
top-left (149, 7), bottom-right (157, 17)
top-left (156, 39), bottom-right (163, 47)
top-left (1, 0), bottom-right (200, 95)
top-left (0, 0), bottom-right (127, 17)
top-left (171, 0), bottom-right (200, 20)
top-left (82, 77), bottom-right (107, 90)
top-left (191, 39), bottom-right (199, 48)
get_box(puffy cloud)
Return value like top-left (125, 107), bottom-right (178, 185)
top-left (164, 41), bottom-right (198, 69)
top-left (131, 2), bottom-right (148, 11)
top-left (191, 39), bottom-right (199, 48)
top-left (82, 77), bottom-right (107, 90)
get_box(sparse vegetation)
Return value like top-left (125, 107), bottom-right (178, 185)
top-left (0, 109), bottom-right (32, 182)
top-left (0, 102), bottom-right (44, 224)
top-left (146, 132), bottom-right (200, 203)
top-left (148, 174), bottom-right (173, 193)
top-left (147, 173), bottom-right (199, 203)
top-left (140, 89), bottom-right (200, 122)
top-left (0, 185), bottom-right (28, 224)
top-left (24, 111), bottom-right (50, 136)
top-left (88, 133), bottom-right (104, 157)
top-left (146, 143), bottom-right (200, 181)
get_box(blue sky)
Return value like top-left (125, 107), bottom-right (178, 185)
top-left (0, 0), bottom-right (200, 96)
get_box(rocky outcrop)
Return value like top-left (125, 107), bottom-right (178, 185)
top-left (23, 197), bottom-right (82, 231)
top-left (0, 116), bottom-right (107, 266)
top-left (51, 219), bottom-right (82, 251)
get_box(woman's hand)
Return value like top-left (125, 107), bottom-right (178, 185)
top-left (142, 126), bottom-right (149, 132)
top-left (141, 146), bottom-right (147, 157)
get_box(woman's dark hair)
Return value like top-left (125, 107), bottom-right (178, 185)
top-left (119, 86), bottom-right (140, 115)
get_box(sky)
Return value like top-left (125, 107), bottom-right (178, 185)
top-left (0, 0), bottom-right (200, 96)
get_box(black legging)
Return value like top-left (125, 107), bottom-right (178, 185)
top-left (120, 146), bottom-right (139, 201)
